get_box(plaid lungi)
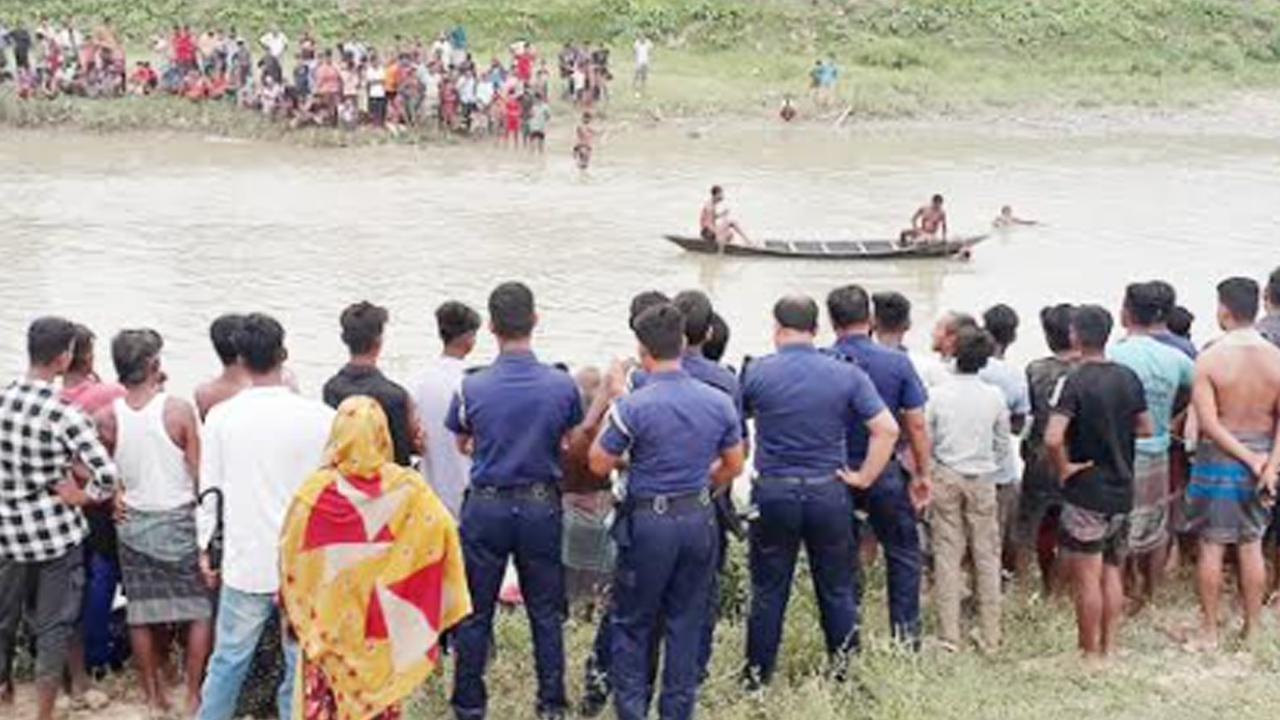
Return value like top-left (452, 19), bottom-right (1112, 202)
top-left (1185, 435), bottom-right (1272, 545)
top-left (118, 505), bottom-right (212, 626)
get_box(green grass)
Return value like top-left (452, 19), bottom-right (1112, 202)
top-left (4, 0), bottom-right (1280, 130)
top-left (394, 546), bottom-right (1280, 720)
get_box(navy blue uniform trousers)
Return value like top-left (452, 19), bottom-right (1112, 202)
top-left (855, 463), bottom-right (922, 643)
top-left (745, 478), bottom-right (859, 683)
top-left (451, 493), bottom-right (567, 720)
top-left (611, 503), bottom-right (718, 720)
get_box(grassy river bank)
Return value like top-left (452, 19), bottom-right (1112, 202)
top-left (4, 0), bottom-right (1280, 141)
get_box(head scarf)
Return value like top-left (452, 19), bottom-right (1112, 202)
top-left (281, 397), bottom-right (471, 720)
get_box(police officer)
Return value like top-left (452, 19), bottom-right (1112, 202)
top-left (742, 295), bottom-right (899, 686)
top-left (447, 282), bottom-right (610, 720)
top-left (828, 284), bottom-right (932, 645)
top-left (588, 302), bottom-right (745, 720)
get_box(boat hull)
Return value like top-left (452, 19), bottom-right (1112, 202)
top-left (664, 234), bottom-right (986, 260)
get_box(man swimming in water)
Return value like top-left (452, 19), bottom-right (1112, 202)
top-left (699, 185), bottom-right (751, 248)
top-left (901, 194), bottom-right (948, 244)
top-left (993, 206), bottom-right (1038, 228)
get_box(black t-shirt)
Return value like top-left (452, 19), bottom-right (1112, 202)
top-left (1050, 361), bottom-right (1147, 514)
top-left (323, 364), bottom-right (415, 466)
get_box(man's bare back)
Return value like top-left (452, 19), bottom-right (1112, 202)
top-left (1197, 333), bottom-right (1280, 438)
top-left (195, 371), bottom-right (250, 421)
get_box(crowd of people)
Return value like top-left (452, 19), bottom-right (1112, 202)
top-left (3, 267), bottom-right (1280, 720)
top-left (0, 17), bottom-right (638, 154)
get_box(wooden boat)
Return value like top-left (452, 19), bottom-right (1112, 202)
top-left (664, 234), bottom-right (987, 260)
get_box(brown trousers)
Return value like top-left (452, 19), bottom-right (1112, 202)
top-left (931, 465), bottom-right (1002, 651)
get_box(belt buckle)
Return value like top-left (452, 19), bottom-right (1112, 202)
top-left (532, 484), bottom-right (548, 501)
top-left (653, 495), bottom-right (669, 515)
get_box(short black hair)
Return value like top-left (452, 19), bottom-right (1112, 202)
top-left (1167, 306), bottom-right (1195, 339)
top-left (68, 324), bottom-right (96, 375)
top-left (1123, 282), bottom-right (1163, 328)
top-left (1268, 267), bottom-right (1280, 308)
top-left (210, 314), bottom-right (245, 367)
top-left (1218, 276), bottom-right (1260, 323)
top-left (340, 302), bottom-right (389, 356)
top-left (436, 301), bottom-right (482, 346)
top-left (774, 295), bottom-right (819, 334)
top-left (703, 312), bottom-right (730, 363)
top-left (1147, 280), bottom-right (1177, 322)
top-left (953, 327), bottom-right (994, 374)
top-left (489, 282), bottom-right (536, 339)
top-left (633, 303), bottom-right (685, 361)
top-left (982, 304), bottom-right (1019, 349)
top-left (872, 291), bottom-right (912, 334)
top-left (239, 313), bottom-right (287, 374)
top-left (673, 290), bottom-right (713, 346)
top-left (112, 329), bottom-right (164, 387)
top-left (629, 290), bottom-right (670, 331)
top-left (827, 285), bottom-right (871, 329)
top-left (1040, 304), bottom-right (1075, 354)
top-left (27, 316), bottom-right (78, 367)
top-left (932, 194), bottom-right (944, 205)
top-left (1071, 305), bottom-right (1113, 351)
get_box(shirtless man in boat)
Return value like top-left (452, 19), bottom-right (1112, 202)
top-left (1185, 277), bottom-right (1280, 649)
top-left (700, 185), bottom-right (752, 248)
top-left (900, 194), bottom-right (948, 244)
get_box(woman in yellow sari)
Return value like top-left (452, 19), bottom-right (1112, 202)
top-left (280, 397), bottom-right (471, 720)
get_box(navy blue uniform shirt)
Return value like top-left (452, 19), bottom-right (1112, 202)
top-left (742, 343), bottom-right (886, 478)
top-left (446, 350), bottom-right (584, 487)
top-left (631, 351), bottom-right (744, 420)
top-left (600, 370), bottom-right (741, 497)
top-left (831, 334), bottom-right (927, 466)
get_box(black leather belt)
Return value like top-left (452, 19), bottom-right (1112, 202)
top-left (754, 475), bottom-right (838, 486)
top-left (627, 488), bottom-right (712, 516)
top-left (470, 482), bottom-right (558, 502)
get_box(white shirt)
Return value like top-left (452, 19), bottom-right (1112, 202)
top-left (114, 394), bottom-right (195, 512)
top-left (978, 356), bottom-right (1031, 484)
top-left (260, 31), bottom-right (288, 58)
top-left (634, 39), bottom-right (652, 66)
top-left (197, 386), bottom-right (334, 594)
top-left (411, 357), bottom-right (471, 519)
top-left (927, 375), bottom-right (1011, 478)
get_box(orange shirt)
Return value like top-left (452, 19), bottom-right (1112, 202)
top-left (383, 61), bottom-right (399, 93)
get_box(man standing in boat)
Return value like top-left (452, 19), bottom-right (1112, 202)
top-left (700, 185), bottom-right (752, 249)
top-left (901, 194), bottom-right (948, 244)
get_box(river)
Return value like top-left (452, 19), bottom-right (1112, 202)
top-left (1, 110), bottom-right (1276, 396)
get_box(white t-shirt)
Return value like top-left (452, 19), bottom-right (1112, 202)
top-left (634, 39), bottom-right (652, 67)
top-left (411, 357), bottom-right (471, 519)
top-left (197, 386), bottom-right (334, 594)
top-left (260, 31), bottom-right (288, 59)
top-left (365, 66), bottom-right (386, 99)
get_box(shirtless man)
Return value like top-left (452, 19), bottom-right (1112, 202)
top-left (699, 185), bottom-right (751, 248)
top-left (901, 194), bottom-right (948, 244)
top-left (194, 314), bottom-right (249, 420)
top-left (993, 205), bottom-right (1038, 228)
top-left (1185, 277), bottom-right (1280, 648)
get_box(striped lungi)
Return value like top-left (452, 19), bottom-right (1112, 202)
top-left (117, 505), bottom-right (212, 626)
top-left (1185, 435), bottom-right (1272, 545)
top-left (1127, 450), bottom-right (1171, 554)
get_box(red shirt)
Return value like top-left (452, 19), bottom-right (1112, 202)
top-left (174, 32), bottom-right (197, 64)
top-left (515, 53), bottom-right (534, 82)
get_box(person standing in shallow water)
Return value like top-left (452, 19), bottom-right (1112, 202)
top-left (1184, 278), bottom-right (1280, 650)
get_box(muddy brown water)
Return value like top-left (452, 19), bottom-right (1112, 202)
top-left (1, 113), bottom-right (1276, 396)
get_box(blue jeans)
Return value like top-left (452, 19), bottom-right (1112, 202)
top-left (82, 550), bottom-right (126, 670)
top-left (854, 465), bottom-right (922, 644)
top-left (196, 586), bottom-right (297, 720)
top-left (451, 493), bottom-right (567, 720)
top-left (612, 505), bottom-right (717, 720)
top-left (745, 479), bottom-right (859, 684)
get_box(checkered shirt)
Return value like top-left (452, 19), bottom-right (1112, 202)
top-left (0, 378), bottom-right (118, 562)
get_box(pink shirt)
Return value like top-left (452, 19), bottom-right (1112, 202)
top-left (62, 379), bottom-right (127, 415)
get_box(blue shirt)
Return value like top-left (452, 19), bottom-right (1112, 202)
top-left (1107, 335), bottom-right (1194, 455)
top-left (742, 343), bottom-right (886, 478)
top-left (1152, 330), bottom-right (1198, 360)
top-left (830, 334), bottom-right (927, 466)
top-left (632, 351), bottom-right (744, 420)
top-left (446, 351), bottom-right (583, 487)
top-left (599, 370), bottom-right (741, 497)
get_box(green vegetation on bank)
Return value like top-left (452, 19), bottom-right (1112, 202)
top-left (4, 0), bottom-right (1280, 129)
